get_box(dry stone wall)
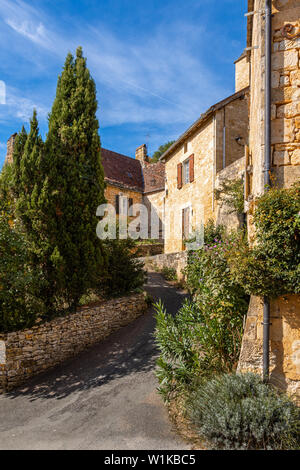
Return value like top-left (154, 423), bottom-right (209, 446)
top-left (0, 293), bottom-right (147, 393)
top-left (140, 251), bottom-right (188, 281)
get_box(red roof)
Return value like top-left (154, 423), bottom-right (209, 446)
top-left (143, 162), bottom-right (165, 193)
top-left (101, 148), bottom-right (165, 194)
top-left (101, 148), bottom-right (144, 191)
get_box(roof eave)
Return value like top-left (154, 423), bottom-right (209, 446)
top-left (159, 87), bottom-right (249, 162)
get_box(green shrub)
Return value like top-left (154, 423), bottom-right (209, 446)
top-left (95, 237), bottom-right (145, 298)
top-left (228, 182), bottom-right (300, 297)
top-left (154, 223), bottom-right (249, 401)
top-left (188, 373), bottom-right (300, 450)
top-left (0, 216), bottom-right (45, 332)
top-left (161, 266), bottom-right (177, 281)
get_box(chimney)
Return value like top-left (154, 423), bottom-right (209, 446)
top-left (135, 144), bottom-right (149, 165)
top-left (234, 51), bottom-right (250, 92)
top-left (4, 133), bottom-right (17, 165)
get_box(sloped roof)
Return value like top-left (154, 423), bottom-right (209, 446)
top-left (160, 87), bottom-right (249, 162)
top-left (101, 148), bottom-right (144, 192)
top-left (143, 162), bottom-right (165, 194)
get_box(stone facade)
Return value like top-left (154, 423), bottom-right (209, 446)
top-left (161, 89), bottom-right (249, 253)
top-left (105, 182), bottom-right (143, 214)
top-left (4, 133), bottom-right (16, 165)
top-left (215, 156), bottom-right (245, 230)
top-left (0, 293), bottom-right (147, 393)
top-left (235, 54), bottom-right (251, 93)
top-left (238, 295), bottom-right (300, 399)
top-left (238, 0), bottom-right (300, 398)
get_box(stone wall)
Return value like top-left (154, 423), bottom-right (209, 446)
top-left (139, 251), bottom-right (188, 281)
top-left (163, 89), bottom-right (249, 254)
top-left (235, 55), bottom-right (250, 93)
top-left (136, 243), bottom-right (164, 258)
top-left (0, 293), bottom-right (147, 393)
top-left (238, 0), bottom-right (300, 398)
top-left (238, 295), bottom-right (300, 399)
top-left (215, 92), bottom-right (249, 172)
top-left (164, 118), bottom-right (215, 254)
top-left (4, 134), bottom-right (16, 165)
top-left (105, 182), bottom-right (143, 210)
top-left (215, 156), bottom-right (245, 230)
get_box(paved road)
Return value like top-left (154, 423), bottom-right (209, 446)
top-left (0, 273), bottom-right (189, 450)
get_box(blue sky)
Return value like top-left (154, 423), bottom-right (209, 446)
top-left (0, 0), bottom-right (247, 167)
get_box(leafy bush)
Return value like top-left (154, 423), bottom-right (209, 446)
top-left (228, 182), bottom-right (300, 297)
top-left (188, 373), bottom-right (300, 450)
top-left (0, 216), bottom-right (45, 332)
top-left (154, 223), bottom-right (249, 401)
top-left (161, 266), bottom-right (177, 281)
top-left (95, 237), bottom-right (145, 298)
top-left (185, 218), bottom-right (224, 247)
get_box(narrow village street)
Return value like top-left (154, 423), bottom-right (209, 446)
top-left (0, 273), bottom-right (189, 450)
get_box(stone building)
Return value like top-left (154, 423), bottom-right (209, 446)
top-left (237, 0), bottom-right (300, 398)
top-left (102, 146), bottom-right (165, 238)
top-left (101, 148), bottom-right (144, 216)
top-left (2, 136), bottom-right (165, 238)
top-left (4, 133), bottom-right (17, 165)
top-left (160, 60), bottom-right (249, 253)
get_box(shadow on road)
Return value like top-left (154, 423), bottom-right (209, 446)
top-left (4, 273), bottom-right (188, 402)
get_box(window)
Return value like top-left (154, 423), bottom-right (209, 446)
top-left (184, 142), bottom-right (188, 154)
top-left (183, 159), bottom-right (190, 185)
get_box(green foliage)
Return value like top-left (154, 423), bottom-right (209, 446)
top-left (228, 182), bottom-right (300, 297)
top-left (151, 141), bottom-right (175, 163)
top-left (188, 373), bottom-right (300, 450)
top-left (9, 48), bottom-right (107, 314)
top-left (0, 162), bottom-right (14, 218)
top-left (154, 223), bottom-right (249, 401)
top-left (203, 218), bottom-right (224, 245)
top-left (0, 215), bottom-right (44, 332)
top-left (95, 237), bottom-right (145, 298)
top-left (214, 178), bottom-right (245, 214)
top-left (161, 266), bottom-right (177, 281)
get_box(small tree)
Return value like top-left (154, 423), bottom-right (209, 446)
top-left (151, 141), bottom-right (175, 163)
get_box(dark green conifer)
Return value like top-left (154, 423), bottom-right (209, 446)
top-left (41, 47), bottom-right (106, 309)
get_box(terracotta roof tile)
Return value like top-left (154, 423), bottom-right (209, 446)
top-left (143, 162), bottom-right (165, 193)
top-left (101, 148), bottom-right (144, 192)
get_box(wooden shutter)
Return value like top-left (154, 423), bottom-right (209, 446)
top-left (189, 154), bottom-right (194, 183)
top-left (115, 195), bottom-right (120, 214)
top-left (177, 163), bottom-right (183, 189)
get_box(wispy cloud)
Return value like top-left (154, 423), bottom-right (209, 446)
top-left (5, 19), bottom-right (48, 47)
top-left (0, 0), bottom-right (238, 160)
top-left (0, 86), bottom-right (48, 122)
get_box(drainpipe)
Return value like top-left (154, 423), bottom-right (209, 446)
top-left (263, 0), bottom-right (272, 382)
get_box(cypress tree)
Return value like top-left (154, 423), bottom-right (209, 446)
top-left (11, 125), bottom-right (28, 199)
top-left (41, 47), bottom-right (106, 310)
